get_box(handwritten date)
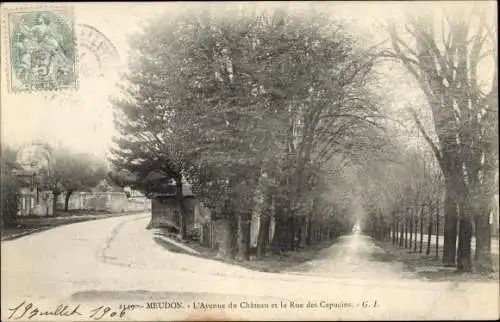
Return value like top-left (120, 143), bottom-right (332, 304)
top-left (8, 301), bottom-right (127, 320)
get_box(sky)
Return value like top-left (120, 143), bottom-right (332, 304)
top-left (0, 1), bottom-right (496, 159)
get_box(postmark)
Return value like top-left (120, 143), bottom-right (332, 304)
top-left (78, 24), bottom-right (119, 78)
top-left (3, 5), bottom-right (77, 92)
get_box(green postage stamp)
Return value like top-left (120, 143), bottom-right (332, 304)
top-left (3, 5), bottom-right (77, 92)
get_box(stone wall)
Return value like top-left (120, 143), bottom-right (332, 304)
top-left (57, 192), bottom-right (150, 213)
top-left (150, 197), bottom-right (210, 231)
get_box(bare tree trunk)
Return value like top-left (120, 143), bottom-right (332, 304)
top-left (419, 207), bottom-right (424, 253)
top-left (52, 192), bottom-right (60, 216)
top-left (393, 219), bottom-right (397, 244)
top-left (404, 217), bottom-right (408, 248)
top-left (271, 211), bottom-right (287, 253)
top-left (427, 204), bottom-right (433, 255)
top-left (396, 219), bottom-right (400, 245)
top-left (443, 183), bottom-right (457, 266)
top-left (456, 215), bottom-right (473, 272)
top-left (306, 213), bottom-right (313, 246)
top-left (492, 210), bottom-right (499, 238)
top-left (297, 217), bottom-right (304, 246)
top-left (289, 216), bottom-right (296, 251)
top-left (64, 190), bottom-right (73, 212)
top-left (409, 213), bottom-right (413, 250)
top-left (435, 201), bottom-right (440, 259)
top-left (215, 218), bottom-right (232, 259)
top-left (256, 215), bottom-right (270, 259)
top-left (414, 213), bottom-right (418, 252)
top-left (399, 220), bottom-right (404, 247)
top-left (175, 176), bottom-right (187, 239)
top-left (474, 212), bottom-right (492, 272)
top-left (236, 212), bottom-right (251, 261)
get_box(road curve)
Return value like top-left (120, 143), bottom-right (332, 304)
top-left (2, 213), bottom-right (498, 321)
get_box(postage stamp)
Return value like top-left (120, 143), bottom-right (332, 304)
top-left (3, 5), bottom-right (77, 92)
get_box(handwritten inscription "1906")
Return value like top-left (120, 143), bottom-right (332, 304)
top-left (7, 301), bottom-right (128, 320)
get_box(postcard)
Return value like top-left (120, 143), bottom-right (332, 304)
top-left (1, 2), bottom-right (498, 321)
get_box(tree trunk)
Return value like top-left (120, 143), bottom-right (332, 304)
top-left (256, 215), bottom-right (270, 259)
top-left (427, 207), bottom-right (433, 255)
top-left (64, 190), bottom-right (73, 212)
top-left (306, 213), bottom-right (313, 246)
top-left (236, 212), bottom-right (251, 261)
top-left (215, 218), bottom-right (232, 259)
top-left (419, 207), bottom-right (424, 253)
top-left (175, 176), bottom-right (187, 239)
top-left (297, 217), bottom-right (304, 246)
top-left (396, 219), bottom-right (400, 245)
top-left (52, 191), bottom-right (60, 216)
top-left (289, 216), bottom-right (296, 251)
top-left (399, 220), bottom-right (404, 247)
top-left (271, 213), bottom-right (286, 253)
top-left (414, 211), bottom-right (418, 252)
top-left (409, 214), bottom-right (413, 250)
top-left (435, 199), bottom-right (440, 259)
top-left (492, 210), bottom-right (499, 238)
top-left (393, 220), bottom-right (397, 244)
top-left (456, 215), bottom-right (473, 272)
top-left (442, 184), bottom-right (458, 266)
top-left (229, 214), bottom-right (238, 259)
top-left (404, 217), bottom-right (408, 248)
top-left (474, 213), bottom-right (492, 272)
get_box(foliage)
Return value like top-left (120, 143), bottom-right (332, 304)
top-left (48, 147), bottom-right (108, 211)
top-left (112, 5), bottom-right (388, 256)
top-left (52, 148), bottom-right (107, 193)
top-left (0, 146), bottom-right (20, 226)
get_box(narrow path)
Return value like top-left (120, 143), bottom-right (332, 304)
top-left (287, 232), bottom-right (412, 279)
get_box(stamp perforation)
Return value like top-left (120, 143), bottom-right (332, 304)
top-left (1, 3), bottom-right (79, 95)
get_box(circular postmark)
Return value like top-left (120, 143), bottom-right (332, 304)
top-left (10, 10), bottom-right (76, 91)
top-left (35, 24), bottom-right (120, 102)
top-left (77, 24), bottom-right (119, 78)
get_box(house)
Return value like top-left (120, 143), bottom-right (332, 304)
top-left (145, 170), bottom-right (210, 236)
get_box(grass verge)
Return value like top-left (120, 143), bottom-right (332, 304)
top-left (152, 228), bottom-right (338, 274)
top-left (374, 239), bottom-right (499, 282)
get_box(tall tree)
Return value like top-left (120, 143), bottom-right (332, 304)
top-left (114, 5), bottom-right (386, 258)
top-left (387, 7), bottom-right (498, 271)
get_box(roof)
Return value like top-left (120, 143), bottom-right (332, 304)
top-left (143, 170), bottom-right (169, 182)
top-left (143, 170), bottom-right (195, 197)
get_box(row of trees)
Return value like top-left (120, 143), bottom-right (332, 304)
top-left (111, 7), bottom-right (386, 259)
top-left (0, 144), bottom-right (108, 225)
top-left (364, 7), bottom-right (498, 272)
top-left (361, 147), bottom-right (445, 258)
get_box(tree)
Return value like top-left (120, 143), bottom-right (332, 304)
top-left (114, 5), bottom-right (386, 259)
top-left (386, 7), bottom-right (498, 271)
top-left (0, 145), bottom-right (20, 226)
top-left (50, 148), bottom-right (108, 212)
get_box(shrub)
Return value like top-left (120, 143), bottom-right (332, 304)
top-left (1, 163), bottom-right (20, 226)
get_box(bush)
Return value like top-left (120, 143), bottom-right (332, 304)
top-left (1, 164), bottom-right (20, 226)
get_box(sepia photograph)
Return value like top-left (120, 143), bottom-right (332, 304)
top-left (1, 1), bottom-right (498, 321)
